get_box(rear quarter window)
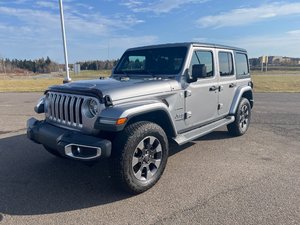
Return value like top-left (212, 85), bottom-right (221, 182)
top-left (235, 52), bottom-right (250, 79)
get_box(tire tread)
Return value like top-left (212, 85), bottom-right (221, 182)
top-left (112, 121), bottom-right (168, 194)
top-left (227, 97), bottom-right (251, 137)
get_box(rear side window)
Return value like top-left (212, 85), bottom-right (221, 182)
top-left (218, 52), bottom-right (234, 76)
top-left (236, 53), bottom-right (249, 76)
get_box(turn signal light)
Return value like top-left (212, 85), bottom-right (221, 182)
top-left (116, 118), bottom-right (127, 125)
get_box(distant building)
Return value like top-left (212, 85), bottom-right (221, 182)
top-left (74, 63), bottom-right (81, 74)
top-left (250, 56), bottom-right (300, 67)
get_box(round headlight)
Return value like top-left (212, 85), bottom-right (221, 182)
top-left (84, 99), bottom-right (99, 118)
top-left (89, 99), bottom-right (98, 117)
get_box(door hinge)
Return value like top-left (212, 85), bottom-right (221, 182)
top-left (184, 90), bottom-right (192, 98)
top-left (184, 111), bottom-right (192, 119)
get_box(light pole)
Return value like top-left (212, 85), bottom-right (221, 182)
top-left (59, 0), bottom-right (71, 83)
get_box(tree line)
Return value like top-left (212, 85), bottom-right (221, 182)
top-left (0, 57), bottom-right (60, 73)
top-left (76, 60), bottom-right (118, 71)
top-left (0, 56), bottom-right (118, 74)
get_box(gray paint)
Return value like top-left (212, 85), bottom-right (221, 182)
top-left (32, 42), bottom-right (253, 144)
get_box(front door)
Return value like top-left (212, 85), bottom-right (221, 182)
top-left (184, 48), bottom-right (219, 129)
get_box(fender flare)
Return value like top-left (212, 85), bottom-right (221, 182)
top-left (96, 100), bottom-right (177, 135)
top-left (229, 86), bottom-right (253, 115)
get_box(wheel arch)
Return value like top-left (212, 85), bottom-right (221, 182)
top-left (97, 100), bottom-right (177, 138)
top-left (126, 110), bottom-right (177, 138)
top-left (242, 90), bottom-right (253, 108)
top-left (229, 86), bottom-right (254, 115)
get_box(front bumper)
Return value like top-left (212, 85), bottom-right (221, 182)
top-left (27, 118), bottom-right (112, 161)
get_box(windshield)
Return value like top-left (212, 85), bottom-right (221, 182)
top-left (114, 46), bottom-right (187, 76)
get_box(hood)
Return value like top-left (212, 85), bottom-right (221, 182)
top-left (48, 78), bottom-right (181, 101)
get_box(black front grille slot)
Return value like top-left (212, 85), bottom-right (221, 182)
top-left (46, 92), bottom-right (85, 128)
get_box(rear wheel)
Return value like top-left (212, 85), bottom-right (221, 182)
top-left (112, 121), bottom-right (169, 194)
top-left (227, 97), bottom-right (251, 136)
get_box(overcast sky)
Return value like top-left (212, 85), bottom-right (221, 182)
top-left (0, 0), bottom-right (300, 63)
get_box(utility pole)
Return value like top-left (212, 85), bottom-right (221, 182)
top-left (59, 0), bottom-right (71, 83)
top-left (261, 56), bottom-right (268, 72)
top-left (107, 39), bottom-right (110, 59)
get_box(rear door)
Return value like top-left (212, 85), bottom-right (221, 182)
top-left (217, 50), bottom-right (237, 116)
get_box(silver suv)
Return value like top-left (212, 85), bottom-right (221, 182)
top-left (27, 42), bottom-right (253, 193)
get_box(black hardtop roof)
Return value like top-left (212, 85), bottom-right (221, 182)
top-left (127, 42), bottom-right (247, 53)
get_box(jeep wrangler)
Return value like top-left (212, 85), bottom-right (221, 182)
top-left (27, 42), bottom-right (253, 193)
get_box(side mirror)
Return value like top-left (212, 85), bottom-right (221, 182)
top-left (192, 64), bottom-right (207, 79)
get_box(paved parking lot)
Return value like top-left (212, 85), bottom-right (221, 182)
top-left (0, 92), bottom-right (299, 225)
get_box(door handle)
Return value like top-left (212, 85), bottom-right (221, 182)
top-left (209, 86), bottom-right (218, 91)
top-left (229, 83), bottom-right (237, 88)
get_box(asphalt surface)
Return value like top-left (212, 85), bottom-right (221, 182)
top-left (0, 93), bottom-right (43, 134)
top-left (0, 92), bottom-right (299, 225)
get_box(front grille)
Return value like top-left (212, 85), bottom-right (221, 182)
top-left (46, 92), bottom-right (84, 128)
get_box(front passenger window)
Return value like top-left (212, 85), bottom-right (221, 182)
top-left (189, 51), bottom-right (214, 78)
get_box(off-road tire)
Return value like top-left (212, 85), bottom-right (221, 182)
top-left (112, 121), bottom-right (169, 194)
top-left (227, 97), bottom-right (251, 136)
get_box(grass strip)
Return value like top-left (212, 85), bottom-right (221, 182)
top-left (252, 75), bottom-right (300, 92)
top-left (0, 73), bottom-right (299, 93)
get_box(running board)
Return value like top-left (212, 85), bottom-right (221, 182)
top-left (173, 116), bottom-right (235, 145)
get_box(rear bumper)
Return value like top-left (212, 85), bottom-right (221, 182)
top-left (27, 118), bottom-right (112, 161)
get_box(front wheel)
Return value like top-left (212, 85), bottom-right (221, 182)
top-left (112, 121), bottom-right (169, 194)
top-left (227, 97), bottom-right (251, 136)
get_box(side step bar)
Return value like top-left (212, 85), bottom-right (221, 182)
top-left (173, 116), bottom-right (235, 145)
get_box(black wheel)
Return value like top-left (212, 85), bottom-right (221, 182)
top-left (43, 145), bottom-right (63, 158)
top-left (227, 97), bottom-right (251, 136)
top-left (112, 121), bottom-right (169, 194)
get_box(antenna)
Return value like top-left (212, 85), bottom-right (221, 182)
top-left (59, 0), bottom-right (71, 83)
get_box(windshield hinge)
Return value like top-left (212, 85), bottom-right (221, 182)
top-left (184, 90), bottom-right (192, 98)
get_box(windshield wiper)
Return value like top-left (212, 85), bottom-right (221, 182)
top-left (143, 70), bottom-right (161, 79)
top-left (114, 71), bottom-right (131, 80)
